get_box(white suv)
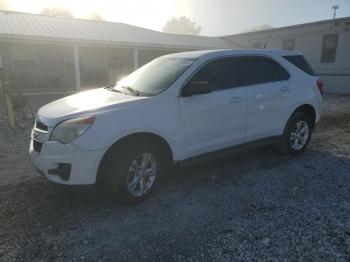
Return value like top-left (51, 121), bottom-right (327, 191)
top-left (30, 49), bottom-right (323, 203)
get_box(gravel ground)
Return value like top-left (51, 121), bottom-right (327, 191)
top-left (0, 95), bottom-right (349, 261)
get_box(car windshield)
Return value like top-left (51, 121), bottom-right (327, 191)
top-left (112, 58), bottom-right (195, 96)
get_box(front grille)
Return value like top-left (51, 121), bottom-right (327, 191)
top-left (35, 121), bottom-right (48, 132)
top-left (33, 140), bottom-right (43, 153)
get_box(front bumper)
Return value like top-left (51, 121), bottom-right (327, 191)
top-left (29, 140), bottom-right (105, 185)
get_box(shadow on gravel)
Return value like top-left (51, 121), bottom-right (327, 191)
top-left (2, 144), bottom-right (350, 260)
top-left (2, 145), bottom-right (350, 218)
top-left (2, 94), bottom-right (349, 260)
top-left (2, 145), bottom-right (284, 214)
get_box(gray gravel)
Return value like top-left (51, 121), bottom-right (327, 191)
top-left (0, 95), bottom-right (350, 261)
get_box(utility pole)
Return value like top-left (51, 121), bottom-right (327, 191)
top-left (332, 5), bottom-right (339, 20)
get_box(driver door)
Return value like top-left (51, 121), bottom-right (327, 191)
top-left (178, 57), bottom-right (247, 159)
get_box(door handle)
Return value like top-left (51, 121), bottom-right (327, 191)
top-left (230, 96), bottom-right (244, 103)
top-left (280, 86), bottom-right (291, 92)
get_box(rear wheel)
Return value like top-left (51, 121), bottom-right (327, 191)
top-left (279, 112), bottom-right (313, 155)
top-left (100, 140), bottom-right (170, 204)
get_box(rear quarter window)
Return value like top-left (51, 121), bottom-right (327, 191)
top-left (283, 55), bottom-right (315, 76)
top-left (237, 56), bottom-right (289, 86)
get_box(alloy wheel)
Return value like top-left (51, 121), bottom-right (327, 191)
top-left (290, 120), bottom-right (309, 151)
top-left (126, 153), bottom-right (157, 197)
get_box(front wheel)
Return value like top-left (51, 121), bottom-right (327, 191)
top-left (279, 112), bottom-right (313, 156)
top-left (100, 140), bottom-right (170, 204)
top-left (126, 152), bottom-right (158, 198)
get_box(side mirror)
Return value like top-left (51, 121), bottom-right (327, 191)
top-left (182, 81), bottom-right (212, 97)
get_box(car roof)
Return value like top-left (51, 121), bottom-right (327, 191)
top-left (163, 49), bottom-right (303, 59)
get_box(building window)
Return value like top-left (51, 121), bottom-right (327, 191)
top-left (108, 57), bottom-right (124, 74)
top-left (12, 47), bottom-right (38, 71)
top-left (64, 59), bottom-right (75, 71)
top-left (252, 42), bottom-right (261, 49)
top-left (283, 39), bottom-right (295, 50)
top-left (13, 59), bottom-right (38, 70)
top-left (63, 50), bottom-right (75, 71)
top-left (321, 34), bottom-right (338, 63)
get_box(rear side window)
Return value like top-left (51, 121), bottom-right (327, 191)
top-left (237, 57), bottom-right (288, 86)
top-left (283, 55), bottom-right (315, 76)
top-left (189, 57), bottom-right (238, 91)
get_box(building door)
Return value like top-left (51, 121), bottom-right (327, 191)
top-left (108, 62), bottom-right (124, 85)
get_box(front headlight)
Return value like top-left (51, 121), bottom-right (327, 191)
top-left (50, 116), bottom-right (95, 145)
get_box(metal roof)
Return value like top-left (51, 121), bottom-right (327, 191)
top-left (163, 49), bottom-right (301, 59)
top-left (222, 16), bottom-right (350, 37)
top-left (0, 11), bottom-right (235, 49)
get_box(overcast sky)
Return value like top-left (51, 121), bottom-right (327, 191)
top-left (4, 0), bottom-right (350, 36)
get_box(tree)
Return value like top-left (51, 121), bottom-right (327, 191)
top-left (245, 24), bottom-right (274, 32)
top-left (40, 7), bottom-right (73, 18)
top-left (163, 16), bottom-right (201, 35)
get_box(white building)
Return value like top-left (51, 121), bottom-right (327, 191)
top-left (0, 11), bottom-right (349, 94)
top-left (223, 17), bottom-right (350, 94)
top-left (0, 11), bottom-right (237, 93)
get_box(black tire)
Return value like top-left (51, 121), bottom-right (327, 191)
top-left (99, 139), bottom-right (171, 204)
top-left (279, 112), bottom-right (313, 156)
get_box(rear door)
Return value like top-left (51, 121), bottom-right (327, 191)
top-left (178, 57), bottom-right (247, 159)
top-left (237, 56), bottom-right (290, 141)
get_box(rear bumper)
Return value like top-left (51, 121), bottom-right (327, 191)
top-left (29, 140), bottom-right (105, 185)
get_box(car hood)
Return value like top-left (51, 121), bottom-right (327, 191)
top-left (37, 88), bottom-right (146, 127)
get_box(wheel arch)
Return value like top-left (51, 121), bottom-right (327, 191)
top-left (96, 132), bottom-right (174, 184)
top-left (292, 104), bottom-right (317, 127)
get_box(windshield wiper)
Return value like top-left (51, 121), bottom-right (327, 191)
top-left (123, 86), bottom-right (140, 96)
top-left (105, 85), bottom-right (124, 94)
top-left (105, 85), bottom-right (140, 96)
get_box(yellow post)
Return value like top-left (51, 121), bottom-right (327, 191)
top-left (3, 70), bottom-right (9, 91)
top-left (0, 70), bottom-right (4, 99)
top-left (5, 92), bottom-right (15, 128)
top-left (0, 70), bottom-right (4, 121)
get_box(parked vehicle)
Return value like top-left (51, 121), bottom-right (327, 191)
top-left (30, 49), bottom-right (323, 203)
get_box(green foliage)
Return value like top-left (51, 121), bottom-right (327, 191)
top-left (163, 16), bottom-right (201, 35)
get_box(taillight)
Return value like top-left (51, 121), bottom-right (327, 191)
top-left (317, 79), bottom-right (324, 95)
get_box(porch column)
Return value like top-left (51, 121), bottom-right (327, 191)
top-left (73, 45), bottom-right (81, 90)
top-left (133, 48), bottom-right (139, 70)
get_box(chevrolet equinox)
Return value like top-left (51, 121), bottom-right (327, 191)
top-left (30, 49), bottom-right (323, 203)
